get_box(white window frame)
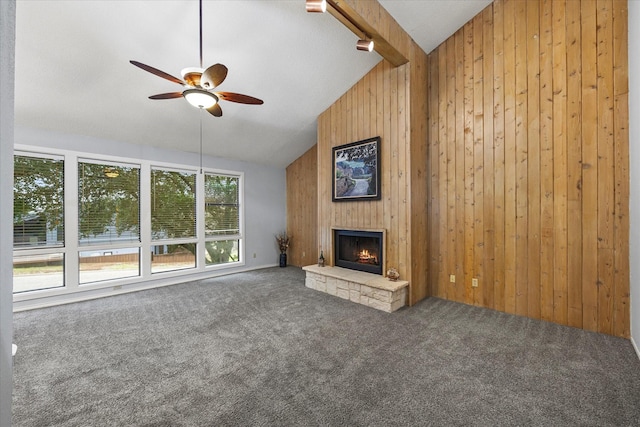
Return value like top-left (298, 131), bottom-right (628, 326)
top-left (202, 171), bottom-right (244, 268)
top-left (13, 145), bottom-right (245, 303)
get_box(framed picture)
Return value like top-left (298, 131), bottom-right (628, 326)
top-left (332, 136), bottom-right (381, 202)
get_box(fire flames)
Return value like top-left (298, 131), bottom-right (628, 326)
top-left (357, 249), bottom-right (378, 264)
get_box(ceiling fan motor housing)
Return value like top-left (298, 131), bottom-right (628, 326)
top-left (181, 67), bottom-right (204, 87)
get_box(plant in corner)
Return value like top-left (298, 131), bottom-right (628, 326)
top-left (276, 232), bottom-right (291, 267)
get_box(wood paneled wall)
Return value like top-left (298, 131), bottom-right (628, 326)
top-left (317, 45), bottom-right (429, 304)
top-left (428, 0), bottom-right (630, 337)
top-left (286, 145), bottom-right (318, 267)
top-left (318, 61), bottom-right (409, 275)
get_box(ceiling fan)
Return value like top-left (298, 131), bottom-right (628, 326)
top-left (130, 0), bottom-right (263, 117)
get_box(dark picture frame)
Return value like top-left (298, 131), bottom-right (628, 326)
top-left (332, 136), bottom-right (381, 202)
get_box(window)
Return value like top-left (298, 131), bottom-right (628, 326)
top-left (151, 168), bottom-right (197, 273)
top-left (205, 240), bottom-right (239, 266)
top-left (13, 154), bottom-right (64, 247)
top-left (13, 153), bottom-right (65, 293)
top-left (151, 244), bottom-right (196, 273)
top-left (79, 249), bottom-right (140, 284)
top-left (13, 148), bottom-right (245, 298)
top-left (13, 253), bottom-right (64, 293)
top-left (204, 174), bottom-right (241, 266)
top-left (151, 168), bottom-right (196, 239)
top-left (77, 160), bottom-right (141, 284)
top-left (78, 161), bottom-right (140, 245)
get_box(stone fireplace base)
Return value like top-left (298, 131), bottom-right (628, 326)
top-left (302, 265), bottom-right (408, 312)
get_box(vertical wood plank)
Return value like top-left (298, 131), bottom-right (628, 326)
top-left (566, 0), bottom-right (584, 328)
top-left (473, 13), bottom-right (484, 307)
top-left (493, 0), bottom-right (506, 313)
top-left (446, 36), bottom-right (457, 301)
top-left (483, 6), bottom-right (495, 309)
top-left (409, 44), bottom-right (429, 304)
top-left (552, 0), bottom-right (568, 325)
top-left (539, 0), bottom-right (555, 322)
top-left (438, 47), bottom-right (448, 297)
top-left (514, 0), bottom-right (528, 316)
top-left (502, 0), bottom-right (517, 314)
top-left (334, 96), bottom-right (343, 230)
top-left (463, 21), bottom-right (476, 305)
top-left (613, 90), bottom-right (630, 336)
top-left (596, 0), bottom-right (614, 335)
top-left (397, 63), bottom-right (408, 277)
top-left (526, 0), bottom-right (541, 319)
top-left (359, 78), bottom-right (367, 230)
top-left (581, 0), bottom-right (599, 331)
top-left (389, 63), bottom-right (398, 268)
top-left (376, 62), bottom-right (384, 235)
top-left (612, 0), bottom-right (630, 338)
top-left (455, 29), bottom-right (466, 303)
top-left (363, 72), bottom-right (372, 231)
top-left (429, 51), bottom-right (441, 297)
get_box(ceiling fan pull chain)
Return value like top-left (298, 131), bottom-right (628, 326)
top-left (199, 109), bottom-right (203, 174)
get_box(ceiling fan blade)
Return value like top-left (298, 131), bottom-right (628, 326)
top-left (207, 103), bottom-right (223, 117)
top-left (130, 60), bottom-right (185, 85)
top-left (148, 92), bottom-right (184, 100)
top-left (201, 64), bottom-right (228, 89)
top-left (216, 92), bottom-right (264, 105)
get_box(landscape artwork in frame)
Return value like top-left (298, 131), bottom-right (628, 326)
top-left (332, 136), bottom-right (381, 202)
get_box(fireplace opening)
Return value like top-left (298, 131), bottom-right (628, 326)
top-left (334, 229), bottom-right (383, 275)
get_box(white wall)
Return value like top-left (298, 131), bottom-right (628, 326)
top-left (0, 1), bottom-right (15, 424)
top-left (629, 0), bottom-right (640, 358)
top-left (13, 127), bottom-right (286, 309)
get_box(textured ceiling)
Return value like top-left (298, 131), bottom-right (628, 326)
top-left (14, 0), bottom-right (491, 168)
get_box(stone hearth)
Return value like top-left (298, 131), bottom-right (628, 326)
top-left (302, 265), bottom-right (408, 313)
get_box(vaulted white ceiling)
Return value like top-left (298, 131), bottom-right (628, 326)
top-left (14, 0), bottom-right (491, 168)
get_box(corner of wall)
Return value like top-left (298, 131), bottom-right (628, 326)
top-left (628, 0), bottom-right (640, 359)
top-left (0, 1), bottom-right (16, 424)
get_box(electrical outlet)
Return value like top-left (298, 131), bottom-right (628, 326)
top-left (253, 253), bottom-right (257, 258)
top-left (449, 274), bottom-right (455, 283)
top-left (302, 251), bottom-right (305, 257)
top-left (472, 278), bottom-right (479, 288)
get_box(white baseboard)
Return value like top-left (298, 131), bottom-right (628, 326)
top-left (13, 263), bottom-right (279, 312)
top-left (632, 336), bottom-right (640, 361)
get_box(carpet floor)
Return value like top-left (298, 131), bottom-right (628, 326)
top-left (12, 266), bottom-right (640, 426)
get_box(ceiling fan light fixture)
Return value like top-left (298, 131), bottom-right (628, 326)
top-left (306, 0), bottom-right (327, 13)
top-left (356, 39), bottom-right (374, 52)
top-left (183, 89), bottom-right (218, 109)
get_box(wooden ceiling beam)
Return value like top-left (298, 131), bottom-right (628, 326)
top-left (327, 0), bottom-right (409, 67)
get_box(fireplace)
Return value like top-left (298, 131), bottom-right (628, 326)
top-left (334, 229), bottom-right (383, 275)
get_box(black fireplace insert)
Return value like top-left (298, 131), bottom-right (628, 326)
top-left (334, 229), bottom-right (383, 275)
